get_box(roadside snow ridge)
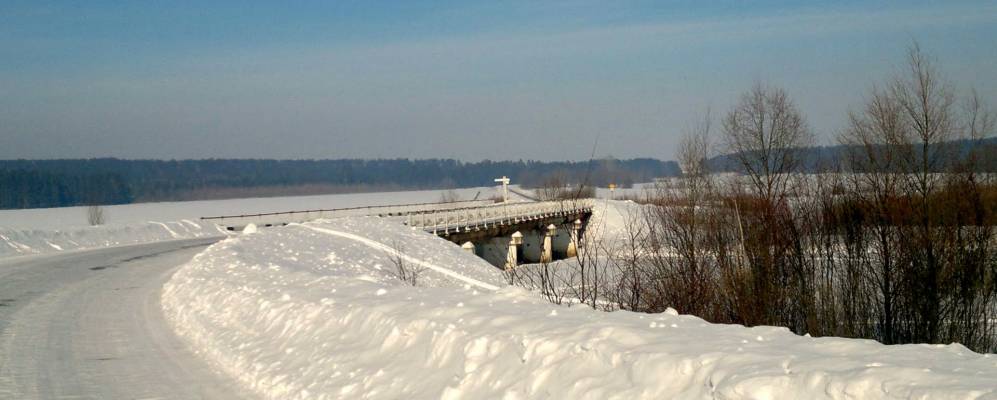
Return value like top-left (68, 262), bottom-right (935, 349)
top-left (163, 216), bottom-right (997, 400)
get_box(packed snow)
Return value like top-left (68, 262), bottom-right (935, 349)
top-left (0, 186), bottom-right (504, 230)
top-left (163, 213), bottom-right (997, 399)
top-left (0, 219), bottom-right (226, 258)
top-left (0, 186), bottom-right (508, 258)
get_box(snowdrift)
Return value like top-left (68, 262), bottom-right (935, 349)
top-left (0, 219), bottom-right (226, 258)
top-left (0, 185), bottom-right (501, 259)
top-left (163, 216), bottom-right (997, 399)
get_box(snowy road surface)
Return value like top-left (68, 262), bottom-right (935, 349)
top-left (0, 238), bottom-right (257, 400)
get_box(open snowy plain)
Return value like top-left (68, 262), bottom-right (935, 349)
top-left (0, 186), bottom-right (502, 258)
top-left (2, 187), bottom-right (997, 399)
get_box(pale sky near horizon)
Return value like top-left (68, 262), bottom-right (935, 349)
top-left (2, 1), bottom-right (995, 161)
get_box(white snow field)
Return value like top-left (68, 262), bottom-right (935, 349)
top-left (163, 213), bottom-right (997, 399)
top-left (0, 186), bottom-right (505, 258)
top-left (0, 219), bottom-right (228, 258)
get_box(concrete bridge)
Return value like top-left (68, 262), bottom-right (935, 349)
top-left (200, 199), bottom-right (495, 231)
top-left (202, 198), bottom-right (594, 269)
top-left (403, 200), bottom-right (594, 269)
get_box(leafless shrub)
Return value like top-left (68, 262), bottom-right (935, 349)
top-left (637, 111), bottom-right (727, 318)
top-left (569, 185), bottom-right (597, 200)
top-left (535, 173), bottom-right (597, 201)
top-left (86, 204), bottom-right (105, 226)
top-left (566, 218), bottom-right (613, 310)
top-left (510, 258), bottom-right (571, 306)
top-left (504, 223), bottom-right (610, 308)
top-left (834, 43), bottom-right (997, 349)
top-left (606, 206), bottom-right (650, 311)
top-left (439, 189), bottom-right (461, 203)
top-left (509, 44), bottom-right (996, 353)
top-left (388, 240), bottom-right (425, 286)
top-left (501, 265), bottom-right (521, 285)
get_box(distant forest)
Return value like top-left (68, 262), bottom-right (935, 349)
top-left (4, 138), bottom-right (994, 210)
top-left (0, 158), bottom-right (679, 209)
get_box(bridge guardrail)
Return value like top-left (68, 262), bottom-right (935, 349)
top-left (200, 199), bottom-right (495, 229)
top-left (405, 199), bottom-right (593, 235)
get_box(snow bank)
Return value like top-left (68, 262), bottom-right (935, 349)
top-left (0, 219), bottom-right (227, 258)
top-left (0, 185), bottom-right (504, 258)
top-left (164, 216), bottom-right (997, 399)
top-left (0, 186), bottom-right (500, 230)
top-left (583, 198), bottom-right (647, 242)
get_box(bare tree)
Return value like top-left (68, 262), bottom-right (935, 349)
top-left (961, 89), bottom-right (996, 172)
top-left (640, 110), bottom-right (720, 315)
top-left (678, 109), bottom-right (713, 189)
top-left (722, 83), bottom-right (814, 202)
top-left (838, 43), bottom-right (997, 349)
top-left (718, 84), bottom-right (815, 329)
top-left (510, 44), bottom-right (997, 353)
top-left (840, 83), bottom-right (908, 342)
top-left (86, 204), bottom-right (106, 226)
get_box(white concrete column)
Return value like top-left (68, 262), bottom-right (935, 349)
top-left (541, 224), bottom-right (556, 263)
top-left (506, 231), bottom-right (523, 270)
top-left (567, 219), bottom-right (582, 257)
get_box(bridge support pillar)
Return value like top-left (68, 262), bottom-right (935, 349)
top-left (461, 241), bottom-right (475, 254)
top-left (541, 224), bottom-right (556, 263)
top-left (506, 231), bottom-right (523, 270)
top-left (567, 219), bottom-right (582, 258)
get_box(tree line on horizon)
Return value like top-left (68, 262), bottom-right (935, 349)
top-left (4, 138), bottom-right (996, 210)
top-left (0, 157), bottom-right (679, 209)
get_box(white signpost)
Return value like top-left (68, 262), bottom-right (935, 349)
top-left (494, 176), bottom-right (510, 203)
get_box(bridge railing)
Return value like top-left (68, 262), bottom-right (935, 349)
top-left (201, 199), bottom-right (495, 229)
top-left (405, 199), bottom-right (594, 235)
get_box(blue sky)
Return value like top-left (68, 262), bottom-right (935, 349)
top-left (2, 1), bottom-right (995, 161)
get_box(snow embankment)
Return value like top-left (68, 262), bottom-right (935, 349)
top-left (584, 198), bottom-right (646, 241)
top-left (164, 216), bottom-right (997, 399)
top-left (0, 219), bottom-right (227, 258)
top-left (0, 185), bottom-right (503, 259)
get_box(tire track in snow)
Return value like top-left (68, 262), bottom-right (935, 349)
top-left (149, 221), bottom-right (181, 238)
top-left (296, 224), bottom-right (500, 291)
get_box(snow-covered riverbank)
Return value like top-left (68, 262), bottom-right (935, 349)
top-left (0, 220), bottom-right (226, 258)
top-left (162, 214), bottom-right (997, 399)
top-left (0, 186), bottom-right (503, 258)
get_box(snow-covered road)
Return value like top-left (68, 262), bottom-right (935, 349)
top-left (0, 238), bottom-right (257, 400)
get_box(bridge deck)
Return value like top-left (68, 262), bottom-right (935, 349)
top-left (405, 200), bottom-right (593, 236)
top-left (200, 199), bottom-right (495, 230)
top-left (199, 198), bottom-right (593, 234)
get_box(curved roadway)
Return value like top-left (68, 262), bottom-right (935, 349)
top-left (0, 238), bottom-right (256, 400)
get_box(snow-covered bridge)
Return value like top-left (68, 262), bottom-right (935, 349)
top-left (200, 198), bottom-right (495, 231)
top-left (202, 198), bottom-right (595, 269)
top-left (403, 199), bottom-right (591, 236)
top-left (404, 199), bottom-right (594, 268)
